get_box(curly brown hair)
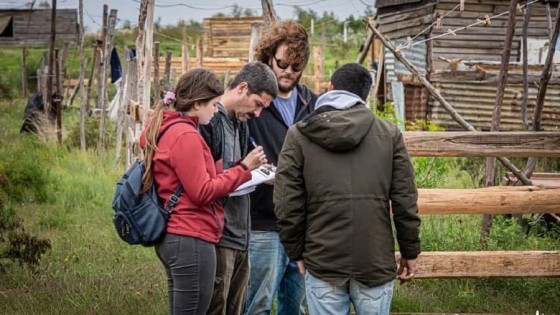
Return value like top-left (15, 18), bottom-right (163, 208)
top-left (254, 20), bottom-right (310, 69)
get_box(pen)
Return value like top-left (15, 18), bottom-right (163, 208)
top-left (249, 136), bottom-right (258, 148)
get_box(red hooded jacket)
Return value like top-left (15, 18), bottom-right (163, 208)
top-left (140, 110), bottom-right (251, 244)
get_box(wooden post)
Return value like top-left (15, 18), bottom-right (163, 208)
top-left (260, 0), bottom-right (278, 31)
top-left (164, 50), bottom-right (172, 91)
top-left (482, 0), bottom-right (520, 241)
top-left (248, 22), bottom-right (262, 61)
top-left (356, 29), bottom-right (374, 64)
top-left (521, 4), bottom-right (532, 131)
top-left (321, 23), bottom-right (326, 68)
top-left (135, 0), bottom-right (147, 104)
top-left (313, 46), bottom-right (323, 94)
top-left (364, 20), bottom-right (532, 187)
top-left (36, 68), bottom-right (42, 94)
top-left (96, 4), bottom-right (109, 149)
top-left (197, 38), bottom-right (203, 68)
top-left (54, 49), bottom-right (62, 144)
top-left (153, 41), bottom-right (160, 102)
top-left (223, 70), bottom-right (230, 89)
top-left (78, 0), bottom-right (87, 150)
top-left (85, 42), bottom-right (100, 113)
top-left (96, 4), bottom-right (108, 111)
top-left (60, 42), bottom-right (70, 104)
top-left (47, 0), bottom-right (58, 121)
top-left (182, 26), bottom-right (189, 73)
top-left (371, 43), bottom-right (384, 104)
top-left (546, 2), bottom-right (553, 38)
top-left (141, 0), bottom-right (154, 117)
top-left (21, 47), bottom-right (28, 98)
top-left (116, 51), bottom-right (136, 163)
top-left (533, 4), bottom-right (560, 132)
top-left (41, 51), bottom-right (48, 113)
top-left (97, 8), bottom-right (117, 150)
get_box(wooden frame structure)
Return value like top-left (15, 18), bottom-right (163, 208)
top-left (400, 131), bottom-right (560, 279)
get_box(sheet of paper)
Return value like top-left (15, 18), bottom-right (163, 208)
top-left (230, 165), bottom-right (276, 196)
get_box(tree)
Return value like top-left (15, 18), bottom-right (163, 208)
top-left (38, 0), bottom-right (50, 8)
top-left (121, 19), bottom-right (132, 30)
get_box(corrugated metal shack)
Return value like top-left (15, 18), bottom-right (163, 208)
top-left (375, 0), bottom-right (560, 131)
top-left (0, 9), bottom-right (78, 46)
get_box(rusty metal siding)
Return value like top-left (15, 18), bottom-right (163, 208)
top-left (385, 35), bottom-right (428, 81)
top-left (376, 2), bottom-right (436, 39)
top-left (431, 0), bottom-right (557, 71)
top-left (384, 36), bottom-right (429, 122)
top-left (405, 84), bottom-right (430, 121)
top-left (429, 81), bottom-right (560, 131)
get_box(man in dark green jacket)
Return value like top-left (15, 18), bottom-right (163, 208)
top-left (274, 63), bottom-right (421, 315)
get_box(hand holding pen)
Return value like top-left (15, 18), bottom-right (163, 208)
top-left (250, 136), bottom-right (275, 184)
top-left (242, 137), bottom-right (267, 170)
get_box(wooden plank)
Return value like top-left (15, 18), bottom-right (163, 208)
top-left (404, 131), bottom-right (560, 157)
top-left (377, 5), bottom-right (434, 24)
top-left (504, 172), bottom-right (560, 189)
top-left (406, 251), bottom-right (560, 278)
top-left (379, 14), bottom-right (432, 33)
top-left (377, 0), bottom-right (421, 8)
top-left (417, 186), bottom-right (560, 215)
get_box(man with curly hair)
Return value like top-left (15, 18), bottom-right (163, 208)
top-left (244, 20), bottom-right (318, 315)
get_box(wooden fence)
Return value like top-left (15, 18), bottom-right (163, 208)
top-left (402, 131), bottom-right (560, 279)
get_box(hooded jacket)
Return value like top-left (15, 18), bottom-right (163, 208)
top-left (140, 110), bottom-right (251, 244)
top-left (274, 91), bottom-right (421, 287)
top-left (247, 84), bottom-right (317, 231)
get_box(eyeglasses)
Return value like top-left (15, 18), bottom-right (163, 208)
top-left (272, 55), bottom-right (305, 72)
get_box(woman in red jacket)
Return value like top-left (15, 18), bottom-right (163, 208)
top-left (140, 68), bottom-right (266, 315)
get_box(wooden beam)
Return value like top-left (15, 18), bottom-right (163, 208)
top-left (261, 0), bottom-right (278, 31)
top-left (403, 132), bottom-right (560, 157)
top-left (153, 41), bottom-right (160, 102)
top-left (248, 22), bottom-right (262, 61)
top-left (405, 251), bottom-right (560, 278)
top-left (417, 186), bottom-right (560, 215)
top-left (313, 46), bottom-right (323, 94)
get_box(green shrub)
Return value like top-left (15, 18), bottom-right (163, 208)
top-left (0, 138), bottom-right (55, 203)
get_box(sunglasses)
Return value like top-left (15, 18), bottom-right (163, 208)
top-left (272, 55), bottom-right (305, 72)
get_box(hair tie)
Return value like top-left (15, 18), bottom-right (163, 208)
top-left (164, 91), bottom-right (176, 106)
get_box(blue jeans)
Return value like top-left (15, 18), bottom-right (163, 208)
top-left (244, 231), bottom-right (305, 315)
top-left (305, 272), bottom-right (394, 315)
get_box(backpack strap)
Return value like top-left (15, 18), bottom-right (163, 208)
top-left (155, 120), bottom-right (190, 212)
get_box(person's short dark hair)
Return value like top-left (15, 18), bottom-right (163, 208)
top-left (228, 61), bottom-right (278, 99)
top-left (330, 63), bottom-right (372, 101)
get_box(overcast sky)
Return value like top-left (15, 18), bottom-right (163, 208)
top-left (2, 0), bottom-right (375, 33)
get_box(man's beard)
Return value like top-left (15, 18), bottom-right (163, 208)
top-left (278, 73), bottom-right (302, 93)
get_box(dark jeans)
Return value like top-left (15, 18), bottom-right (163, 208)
top-left (208, 247), bottom-right (250, 315)
top-left (155, 233), bottom-right (216, 315)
